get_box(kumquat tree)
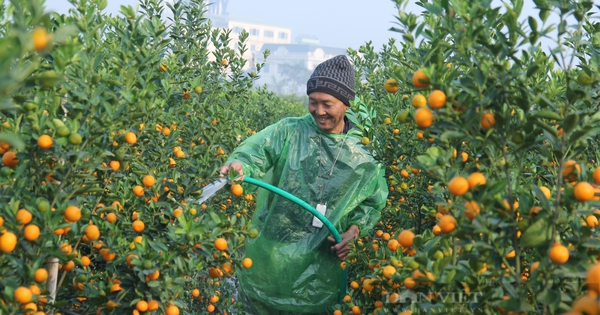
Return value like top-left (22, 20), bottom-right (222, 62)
top-left (1, 0), bottom-right (600, 314)
top-left (0, 0), bottom-right (304, 314)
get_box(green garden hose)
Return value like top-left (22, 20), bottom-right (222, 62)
top-left (242, 176), bottom-right (348, 304)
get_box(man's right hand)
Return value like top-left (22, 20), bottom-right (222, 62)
top-left (219, 161), bottom-right (244, 180)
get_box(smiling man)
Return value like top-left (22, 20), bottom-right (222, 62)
top-left (220, 55), bottom-right (388, 314)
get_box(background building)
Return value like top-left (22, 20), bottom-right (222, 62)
top-left (205, 0), bottom-right (347, 95)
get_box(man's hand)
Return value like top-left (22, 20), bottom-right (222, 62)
top-left (219, 161), bottom-right (244, 180)
top-left (328, 225), bottom-right (360, 261)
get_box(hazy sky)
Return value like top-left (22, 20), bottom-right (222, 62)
top-left (45, 0), bottom-right (420, 50)
top-left (45, 0), bottom-right (596, 54)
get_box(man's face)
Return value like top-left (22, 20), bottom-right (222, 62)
top-left (308, 92), bottom-right (348, 134)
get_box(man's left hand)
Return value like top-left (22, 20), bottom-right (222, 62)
top-left (328, 225), bottom-right (359, 261)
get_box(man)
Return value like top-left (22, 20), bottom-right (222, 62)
top-left (220, 55), bottom-right (388, 314)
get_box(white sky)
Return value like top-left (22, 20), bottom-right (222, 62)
top-left (45, 0), bottom-right (596, 54)
top-left (44, 0), bottom-right (431, 50)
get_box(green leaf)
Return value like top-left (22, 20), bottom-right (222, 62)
top-left (210, 227), bottom-right (223, 239)
top-left (0, 133), bottom-right (24, 150)
top-left (208, 211), bottom-right (221, 224)
top-left (537, 288), bottom-right (561, 310)
top-left (425, 146), bottom-right (444, 159)
top-left (422, 2), bottom-right (443, 15)
top-left (563, 113), bottom-right (580, 134)
top-left (520, 217), bottom-right (552, 248)
top-left (534, 110), bottom-right (562, 120)
top-left (440, 131), bottom-right (465, 142)
top-left (416, 155), bottom-right (435, 169)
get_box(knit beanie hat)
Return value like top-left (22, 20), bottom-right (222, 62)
top-left (306, 55), bottom-right (356, 106)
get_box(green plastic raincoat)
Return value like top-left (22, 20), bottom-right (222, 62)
top-left (227, 114), bottom-right (388, 314)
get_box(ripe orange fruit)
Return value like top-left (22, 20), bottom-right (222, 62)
top-left (428, 90), bottom-right (446, 109)
top-left (162, 127), bottom-right (171, 136)
top-left (148, 300), bottom-right (159, 311)
top-left (191, 289), bottom-right (200, 297)
top-left (14, 286), bottom-right (32, 304)
top-left (439, 215), bottom-right (457, 233)
top-left (571, 294), bottom-right (599, 315)
top-left (350, 281), bottom-right (359, 290)
top-left (109, 160), bottom-right (120, 171)
top-left (586, 215), bottom-right (598, 228)
top-left (593, 166), bottom-right (600, 184)
top-left (34, 268), bottom-right (48, 283)
top-left (136, 300), bottom-right (149, 312)
top-left (351, 305), bottom-right (361, 315)
top-left (562, 159), bottom-right (581, 181)
top-left (106, 212), bottom-right (117, 223)
top-left (16, 209), bottom-right (32, 225)
top-left (530, 261), bottom-right (540, 275)
top-left (480, 112), bottom-right (496, 129)
top-left (242, 257), bottom-right (253, 268)
top-left (467, 172), bottom-right (486, 190)
top-left (106, 300), bottom-right (119, 311)
top-left (37, 134), bottom-right (53, 149)
top-left (401, 169), bottom-right (409, 178)
top-left (412, 94), bottom-right (426, 108)
top-left (448, 176), bottom-right (469, 196)
top-left (574, 181), bottom-right (595, 201)
top-left (81, 255), bottom-right (91, 266)
top-left (385, 78), bottom-right (399, 93)
top-left (382, 265), bottom-right (396, 279)
top-left (64, 205), bottom-right (81, 222)
top-left (413, 270), bottom-right (435, 285)
top-left (414, 107), bottom-right (433, 128)
top-left (0, 231), bottom-right (18, 253)
top-left (230, 184), bottom-right (243, 197)
top-left (333, 310), bottom-right (342, 315)
top-left (412, 69), bottom-right (430, 88)
top-left (387, 239), bottom-right (400, 251)
top-left (85, 224), bottom-right (100, 241)
top-left (133, 185), bottom-right (145, 197)
top-left (166, 304), bottom-right (180, 315)
top-left (132, 220), bottom-right (145, 233)
top-left (539, 186), bottom-right (552, 199)
top-left (505, 250), bottom-right (516, 258)
top-left (404, 276), bottom-right (416, 289)
top-left (23, 225), bottom-right (40, 241)
top-left (586, 262), bottom-right (600, 293)
top-left (60, 242), bottom-right (72, 255)
top-left (549, 242), bottom-right (569, 264)
top-left (206, 304), bottom-right (215, 312)
top-left (432, 225), bottom-right (442, 236)
top-left (142, 175), bottom-right (155, 187)
top-left (124, 132), bottom-right (137, 144)
top-left (463, 201), bottom-right (480, 219)
top-left (125, 254), bottom-right (138, 267)
top-left (32, 27), bottom-right (49, 51)
top-left (214, 238), bottom-right (228, 251)
top-left (389, 292), bottom-right (401, 305)
top-left (398, 230), bottom-right (415, 248)
top-left (63, 260), bottom-right (75, 272)
top-left (101, 249), bottom-right (116, 262)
